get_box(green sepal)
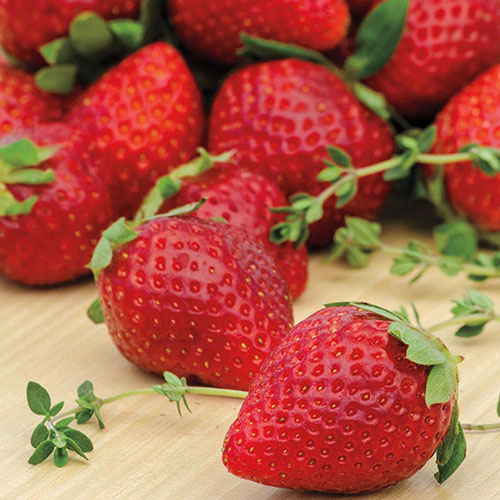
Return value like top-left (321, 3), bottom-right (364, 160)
top-left (35, 65), bottom-right (78, 95)
top-left (108, 20), bottom-right (145, 52)
top-left (69, 12), bottom-right (115, 58)
top-left (0, 192), bottom-right (38, 217)
top-left (435, 420), bottom-right (466, 484)
top-left (27, 382), bottom-right (51, 417)
top-left (344, 0), bottom-right (409, 79)
top-left (88, 218), bottom-right (138, 279)
top-left (31, 423), bottom-right (49, 448)
top-left (40, 38), bottom-right (77, 65)
top-left (161, 198), bottom-right (206, 218)
top-left (87, 298), bottom-right (105, 324)
top-left (28, 440), bottom-right (55, 465)
top-left (325, 301), bottom-right (407, 323)
top-left (351, 82), bottom-right (392, 121)
top-left (436, 402), bottom-right (460, 467)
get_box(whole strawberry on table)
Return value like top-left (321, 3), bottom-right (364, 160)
top-left (0, 0), bottom-right (500, 497)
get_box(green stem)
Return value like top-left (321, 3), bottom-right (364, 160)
top-left (380, 244), bottom-right (500, 279)
top-left (417, 152), bottom-right (472, 165)
top-left (462, 423), bottom-right (500, 432)
top-left (53, 385), bottom-right (247, 423)
top-left (427, 314), bottom-right (500, 334)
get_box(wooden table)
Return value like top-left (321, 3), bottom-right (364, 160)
top-left (2, 205), bottom-right (500, 500)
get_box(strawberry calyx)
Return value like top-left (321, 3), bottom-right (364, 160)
top-left (26, 372), bottom-right (247, 468)
top-left (0, 138), bottom-right (58, 216)
top-left (35, 0), bottom-right (175, 94)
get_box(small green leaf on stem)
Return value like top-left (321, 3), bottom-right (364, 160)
top-left (87, 298), bottom-right (105, 324)
top-left (31, 423), bottom-right (49, 448)
top-left (27, 382), bottom-right (51, 416)
top-left (54, 447), bottom-right (69, 468)
top-left (49, 401), bottom-right (64, 417)
top-left (28, 440), bottom-right (55, 465)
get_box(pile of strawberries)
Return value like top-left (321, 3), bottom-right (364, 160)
top-left (5, 0), bottom-right (500, 495)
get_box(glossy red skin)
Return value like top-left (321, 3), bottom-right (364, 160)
top-left (67, 43), bottom-right (204, 218)
top-left (160, 166), bottom-right (308, 299)
top-left (223, 305), bottom-right (454, 494)
top-left (430, 65), bottom-right (500, 232)
top-left (0, 66), bottom-right (64, 136)
top-left (98, 217), bottom-right (294, 390)
top-left (0, 124), bottom-right (114, 285)
top-left (366, 0), bottom-right (500, 120)
top-left (168, 0), bottom-right (350, 65)
top-left (208, 59), bottom-right (394, 247)
top-left (0, 0), bottom-right (141, 65)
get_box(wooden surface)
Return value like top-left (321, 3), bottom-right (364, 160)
top-left (2, 206), bottom-right (500, 500)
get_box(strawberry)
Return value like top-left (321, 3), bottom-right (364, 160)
top-left (0, 124), bottom-right (114, 285)
top-left (365, 0), bottom-right (500, 120)
top-left (93, 216), bottom-right (294, 390)
top-left (208, 59), bottom-right (394, 247)
top-left (0, 65), bottom-right (64, 135)
top-left (160, 166), bottom-right (308, 299)
top-left (0, 0), bottom-right (141, 65)
top-left (168, 0), bottom-right (350, 65)
top-left (223, 303), bottom-right (464, 493)
top-left (429, 64), bottom-right (500, 233)
top-left (67, 42), bottom-right (204, 217)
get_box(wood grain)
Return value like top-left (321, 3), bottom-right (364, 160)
top-left (2, 207), bottom-right (500, 500)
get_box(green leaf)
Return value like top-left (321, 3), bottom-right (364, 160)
top-left (77, 381), bottom-right (94, 399)
top-left (326, 146), bottom-right (352, 168)
top-left (55, 417), bottom-right (75, 429)
top-left (109, 20), bottom-right (145, 51)
top-left (0, 138), bottom-right (39, 166)
top-left (65, 437), bottom-right (89, 461)
top-left (28, 440), bottom-right (54, 465)
top-left (163, 198), bottom-right (206, 218)
top-left (75, 398), bottom-right (95, 411)
top-left (53, 447), bottom-right (69, 468)
top-left (345, 246), bottom-right (370, 268)
top-left (88, 237), bottom-right (113, 278)
top-left (388, 323), bottom-right (446, 366)
top-left (497, 393), bottom-right (500, 418)
top-left (69, 13), bottom-right (114, 58)
top-left (40, 38), bottom-right (77, 65)
top-left (50, 401), bottom-right (64, 416)
top-left (156, 371), bottom-right (192, 416)
top-left (76, 410), bottom-right (93, 425)
top-left (390, 257), bottom-right (418, 276)
top-left (269, 221), bottom-right (292, 244)
top-left (317, 165), bottom-right (342, 183)
top-left (0, 191), bottom-right (38, 217)
top-left (345, 217), bottom-right (381, 248)
top-left (35, 65), bottom-right (78, 95)
top-left (434, 221), bottom-right (477, 260)
top-left (325, 302), bottom-right (406, 322)
top-left (334, 178), bottom-right (357, 208)
top-left (426, 362), bottom-right (457, 406)
top-left (435, 423), bottom-right (466, 483)
top-left (134, 176), bottom-right (181, 223)
top-left (437, 257), bottom-right (463, 277)
top-left (344, 0), bottom-right (409, 79)
top-left (455, 323), bottom-right (486, 338)
top-left (3, 168), bottom-right (55, 185)
top-left (436, 403), bottom-right (460, 466)
top-left (351, 81), bottom-right (391, 121)
top-left (64, 428), bottom-right (94, 453)
top-left (87, 298), bottom-right (105, 324)
top-left (27, 382), bottom-right (51, 416)
top-left (460, 144), bottom-right (500, 176)
top-left (417, 125), bottom-right (437, 153)
top-left (304, 200), bottom-right (324, 224)
top-left (239, 32), bottom-right (329, 65)
top-left (31, 423), bottom-right (49, 448)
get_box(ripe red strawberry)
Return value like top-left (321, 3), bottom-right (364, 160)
top-left (160, 166), bottom-right (308, 299)
top-left (429, 64), bottom-right (500, 233)
top-left (366, 0), bottom-right (500, 120)
top-left (0, 124), bottom-right (114, 285)
top-left (223, 304), bottom-right (461, 493)
top-left (208, 59), bottom-right (394, 247)
top-left (95, 216), bottom-right (294, 390)
top-left (0, 0), bottom-right (141, 65)
top-left (0, 66), bottom-right (64, 136)
top-left (168, 0), bottom-right (350, 65)
top-left (67, 42), bottom-right (204, 217)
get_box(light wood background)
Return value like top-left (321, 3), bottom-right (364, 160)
top-left (2, 204), bottom-right (500, 500)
